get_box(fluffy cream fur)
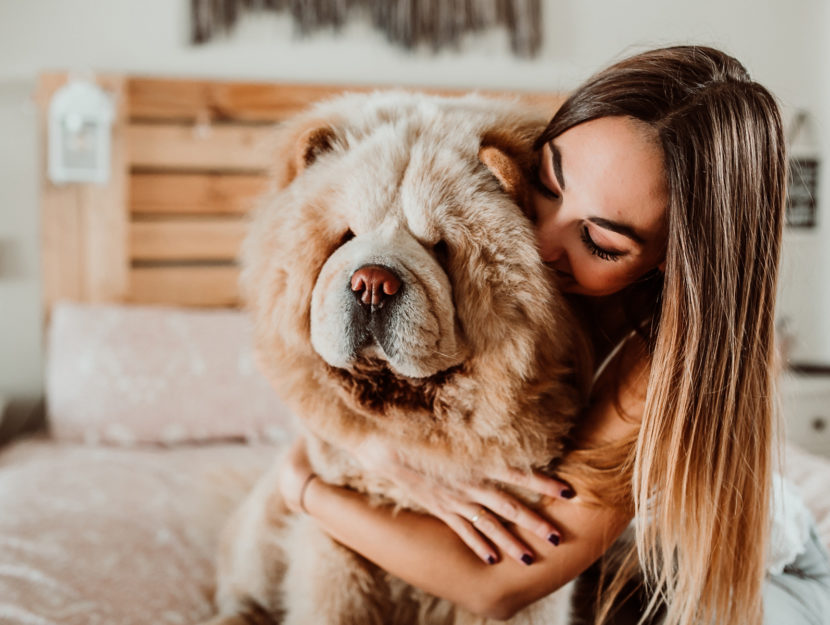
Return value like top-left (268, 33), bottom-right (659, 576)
top-left (207, 92), bottom-right (590, 625)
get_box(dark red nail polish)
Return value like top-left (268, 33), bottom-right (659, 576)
top-left (521, 554), bottom-right (534, 566)
top-left (487, 555), bottom-right (496, 565)
top-left (560, 488), bottom-right (575, 499)
top-left (548, 533), bottom-right (560, 546)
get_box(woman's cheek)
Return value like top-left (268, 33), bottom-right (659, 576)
top-left (574, 265), bottom-right (628, 296)
top-left (572, 268), bottom-right (604, 294)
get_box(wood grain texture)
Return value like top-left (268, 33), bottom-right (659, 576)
top-left (129, 265), bottom-right (240, 307)
top-left (130, 217), bottom-right (248, 261)
top-left (128, 78), bottom-right (367, 122)
top-left (127, 77), bottom-right (566, 123)
top-left (41, 183), bottom-right (83, 309)
top-left (130, 173), bottom-right (268, 215)
top-left (127, 123), bottom-right (276, 172)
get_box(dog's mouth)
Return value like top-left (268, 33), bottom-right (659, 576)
top-left (327, 357), bottom-right (463, 415)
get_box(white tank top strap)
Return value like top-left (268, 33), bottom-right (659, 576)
top-left (591, 328), bottom-right (639, 388)
top-left (591, 315), bottom-right (654, 389)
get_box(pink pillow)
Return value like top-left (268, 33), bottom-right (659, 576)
top-left (46, 302), bottom-right (296, 445)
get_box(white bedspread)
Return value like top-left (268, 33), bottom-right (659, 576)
top-left (0, 438), bottom-right (277, 625)
top-left (0, 438), bottom-right (826, 624)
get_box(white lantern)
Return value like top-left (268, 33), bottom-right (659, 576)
top-left (48, 78), bottom-right (115, 185)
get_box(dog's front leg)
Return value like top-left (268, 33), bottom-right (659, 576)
top-left (209, 458), bottom-right (291, 624)
top-left (281, 515), bottom-right (399, 625)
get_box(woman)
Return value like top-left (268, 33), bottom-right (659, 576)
top-left (278, 45), bottom-right (830, 624)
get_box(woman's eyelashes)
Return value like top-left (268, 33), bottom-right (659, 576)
top-left (580, 225), bottom-right (624, 261)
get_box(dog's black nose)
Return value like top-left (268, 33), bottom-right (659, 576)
top-left (350, 265), bottom-right (401, 308)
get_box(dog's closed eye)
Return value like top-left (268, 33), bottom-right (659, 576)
top-left (432, 239), bottom-right (450, 267)
top-left (338, 229), bottom-right (356, 248)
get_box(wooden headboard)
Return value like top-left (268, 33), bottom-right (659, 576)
top-left (37, 74), bottom-right (565, 314)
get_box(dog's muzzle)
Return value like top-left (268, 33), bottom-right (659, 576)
top-left (348, 264), bottom-right (405, 356)
top-left (309, 228), bottom-right (466, 379)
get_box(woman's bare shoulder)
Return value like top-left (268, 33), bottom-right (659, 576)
top-left (554, 333), bottom-right (650, 510)
top-left (579, 332), bottom-right (650, 446)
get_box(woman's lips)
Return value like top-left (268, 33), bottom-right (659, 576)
top-left (552, 269), bottom-right (579, 293)
top-left (544, 262), bottom-right (575, 287)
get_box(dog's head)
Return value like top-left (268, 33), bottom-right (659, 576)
top-left (242, 92), bottom-right (588, 467)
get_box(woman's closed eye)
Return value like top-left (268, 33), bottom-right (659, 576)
top-left (580, 225), bottom-right (625, 262)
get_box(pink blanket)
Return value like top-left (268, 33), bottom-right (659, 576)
top-left (0, 438), bottom-right (826, 624)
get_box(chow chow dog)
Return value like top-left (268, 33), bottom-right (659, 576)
top-left (207, 91), bottom-right (591, 625)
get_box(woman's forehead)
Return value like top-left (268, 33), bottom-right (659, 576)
top-left (552, 116), bottom-right (668, 242)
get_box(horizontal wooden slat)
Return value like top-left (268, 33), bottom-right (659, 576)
top-left (131, 173), bottom-right (268, 215)
top-left (128, 123), bottom-right (276, 171)
top-left (129, 266), bottom-right (240, 307)
top-left (127, 76), bottom-right (566, 123)
top-left (128, 78), bottom-right (365, 122)
top-left (131, 217), bottom-right (248, 261)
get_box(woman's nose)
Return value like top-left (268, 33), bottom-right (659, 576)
top-left (540, 244), bottom-right (565, 264)
top-left (537, 227), bottom-right (566, 263)
top-left (534, 198), bottom-right (568, 263)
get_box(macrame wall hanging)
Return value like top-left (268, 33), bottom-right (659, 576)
top-left (191, 0), bottom-right (543, 58)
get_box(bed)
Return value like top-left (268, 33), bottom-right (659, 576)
top-left (0, 73), bottom-right (827, 624)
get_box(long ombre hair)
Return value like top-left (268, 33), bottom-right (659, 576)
top-left (540, 46), bottom-right (787, 624)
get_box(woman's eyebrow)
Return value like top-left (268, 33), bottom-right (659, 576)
top-left (549, 141), bottom-right (566, 190)
top-left (587, 217), bottom-right (647, 244)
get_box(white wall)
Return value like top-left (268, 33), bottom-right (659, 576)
top-left (1, 0), bottom-right (828, 401)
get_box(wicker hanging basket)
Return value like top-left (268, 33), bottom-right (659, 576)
top-left (190, 0), bottom-right (543, 58)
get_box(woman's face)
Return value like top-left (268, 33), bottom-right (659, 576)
top-left (532, 116), bottom-right (668, 297)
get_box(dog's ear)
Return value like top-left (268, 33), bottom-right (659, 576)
top-left (479, 130), bottom-right (536, 214)
top-left (272, 119), bottom-right (340, 189)
top-left (297, 125), bottom-right (337, 168)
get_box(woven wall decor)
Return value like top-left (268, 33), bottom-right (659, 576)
top-left (191, 0), bottom-right (543, 58)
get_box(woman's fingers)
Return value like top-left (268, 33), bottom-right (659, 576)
top-left (442, 513), bottom-right (499, 565)
top-left (353, 448), bottom-right (571, 565)
top-left (492, 466), bottom-right (576, 500)
top-left (470, 486), bottom-right (562, 546)
top-left (461, 505), bottom-right (537, 565)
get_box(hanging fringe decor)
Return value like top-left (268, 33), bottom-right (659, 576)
top-left (191, 0), bottom-right (542, 58)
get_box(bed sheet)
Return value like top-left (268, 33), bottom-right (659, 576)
top-left (0, 438), bottom-right (277, 625)
top-left (0, 438), bottom-right (826, 624)
top-left (782, 443), bottom-right (830, 553)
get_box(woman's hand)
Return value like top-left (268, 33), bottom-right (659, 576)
top-left (349, 435), bottom-right (576, 566)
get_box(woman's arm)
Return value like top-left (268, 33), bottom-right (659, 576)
top-left (301, 468), bottom-right (631, 619)
top-left (283, 338), bottom-right (649, 619)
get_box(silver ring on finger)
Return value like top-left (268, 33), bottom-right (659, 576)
top-left (469, 507), bottom-right (488, 526)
